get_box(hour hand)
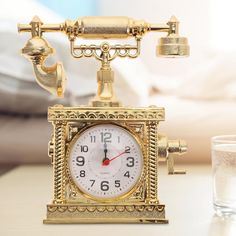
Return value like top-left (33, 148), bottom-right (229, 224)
top-left (104, 143), bottom-right (108, 156)
top-left (103, 142), bottom-right (109, 162)
top-left (104, 142), bottom-right (107, 150)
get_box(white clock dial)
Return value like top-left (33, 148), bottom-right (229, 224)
top-left (68, 124), bottom-right (143, 200)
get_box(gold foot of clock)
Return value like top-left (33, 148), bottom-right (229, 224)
top-left (44, 204), bottom-right (167, 224)
top-left (18, 15), bottom-right (189, 224)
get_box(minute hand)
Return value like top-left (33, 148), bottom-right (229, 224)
top-left (102, 151), bottom-right (126, 166)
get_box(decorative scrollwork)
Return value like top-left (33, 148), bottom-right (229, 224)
top-left (146, 121), bottom-right (158, 203)
top-left (48, 107), bottom-right (165, 121)
top-left (53, 121), bottom-right (67, 203)
top-left (47, 204), bottom-right (165, 213)
top-left (70, 37), bottom-right (141, 61)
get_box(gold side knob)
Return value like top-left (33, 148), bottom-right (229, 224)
top-left (167, 139), bottom-right (187, 174)
top-left (157, 135), bottom-right (187, 174)
top-left (156, 35), bottom-right (189, 57)
top-left (168, 139), bottom-right (187, 154)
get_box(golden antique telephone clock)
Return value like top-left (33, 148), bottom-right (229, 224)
top-left (18, 15), bottom-right (189, 224)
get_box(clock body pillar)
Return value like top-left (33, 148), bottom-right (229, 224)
top-left (146, 121), bottom-right (158, 204)
top-left (53, 120), bottom-right (67, 203)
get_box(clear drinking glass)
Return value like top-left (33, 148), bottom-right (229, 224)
top-left (212, 135), bottom-right (236, 215)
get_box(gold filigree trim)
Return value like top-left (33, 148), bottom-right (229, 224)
top-left (53, 121), bottom-right (67, 203)
top-left (48, 107), bottom-right (165, 121)
top-left (47, 204), bottom-right (165, 213)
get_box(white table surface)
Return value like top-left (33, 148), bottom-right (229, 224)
top-left (0, 165), bottom-right (235, 236)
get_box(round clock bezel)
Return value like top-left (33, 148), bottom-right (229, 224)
top-left (66, 122), bottom-right (146, 203)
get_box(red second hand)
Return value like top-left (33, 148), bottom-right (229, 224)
top-left (102, 151), bottom-right (126, 166)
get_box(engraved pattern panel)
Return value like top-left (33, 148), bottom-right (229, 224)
top-left (146, 121), bottom-right (158, 203)
top-left (53, 121), bottom-right (67, 203)
top-left (48, 107), bottom-right (165, 121)
top-left (45, 204), bottom-right (168, 224)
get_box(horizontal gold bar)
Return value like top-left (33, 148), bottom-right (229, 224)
top-left (18, 16), bottom-right (170, 39)
top-left (41, 24), bottom-right (62, 32)
top-left (18, 23), bottom-right (62, 33)
top-left (17, 24), bottom-right (31, 32)
top-left (149, 24), bottom-right (169, 32)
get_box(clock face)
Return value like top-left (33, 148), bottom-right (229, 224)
top-left (68, 124), bottom-right (143, 200)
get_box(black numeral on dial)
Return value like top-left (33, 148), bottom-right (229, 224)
top-left (76, 156), bottom-right (85, 166)
top-left (124, 171), bottom-right (130, 178)
top-left (90, 136), bottom-right (96, 143)
top-left (100, 181), bottom-right (109, 191)
top-left (115, 180), bottom-right (120, 187)
top-left (79, 170), bottom-right (85, 177)
top-left (90, 179), bottom-right (95, 187)
top-left (80, 145), bottom-right (88, 152)
top-left (101, 132), bottom-right (112, 143)
top-left (125, 146), bottom-right (131, 153)
top-left (126, 156), bottom-right (135, 167)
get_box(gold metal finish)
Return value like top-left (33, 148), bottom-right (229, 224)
top-left (45, 106), bottom-right (168, 223)
top-left (156, 16), bottom-right (189, 57)
top-left (18, 15), bottom-right (189, 104)
top-left (157, 36), bottom-right (189, 57)
top-left (18, 15), bottom-right (189, 224)
top-left (44, 204), bottom-right (167, 224)
top-left (53, 121), bottom-right (67, 203)
top-left (20, 17), bottom-right (66, 97)
top-left (157, 135), bottom-right (187, 174)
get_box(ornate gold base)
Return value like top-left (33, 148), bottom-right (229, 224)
top-left (44, 204), bottom-right (168, 224)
